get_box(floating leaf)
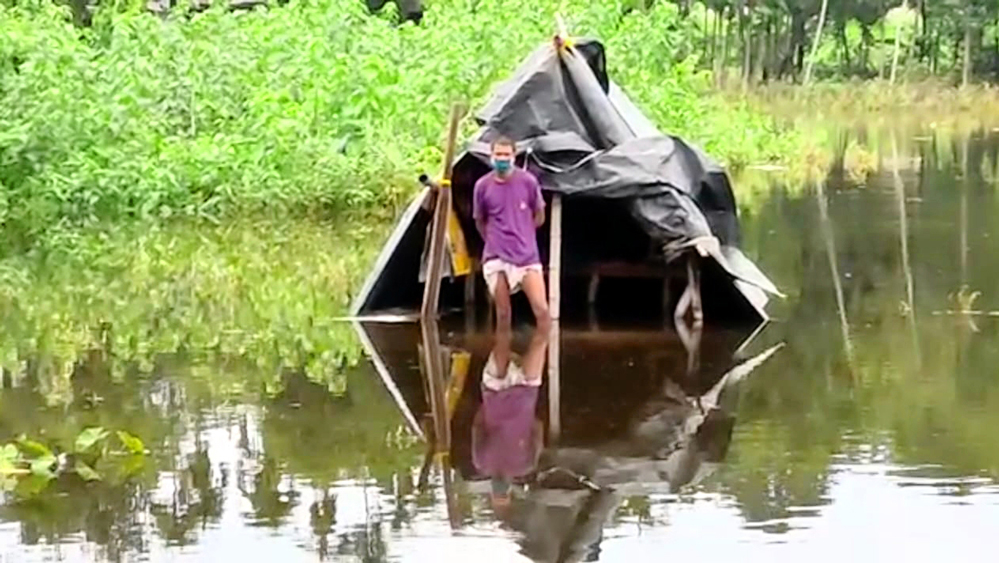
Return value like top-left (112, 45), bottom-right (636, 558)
top-left (116, 431), bottom-right (147, 455)
top-left (74, 461), bottom-right (102, 482)
top-left (1, 444), bottom-right (18, 464)
top-left (29, 455), bottom-right (56, 479)
top-left (75, 427), bottom-right (110, 453)
top-left (118, 455), bottom-right (147, 479)
top-left (16, 437), bottom-right (53, 459)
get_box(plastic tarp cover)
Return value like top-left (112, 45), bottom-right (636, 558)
top-left (461, 38), bottom-right (781, 306)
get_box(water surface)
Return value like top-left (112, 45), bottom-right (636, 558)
top-left (2, 128), bottom-right (999, 561)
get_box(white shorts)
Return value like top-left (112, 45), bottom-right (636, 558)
top-left (482, 259), bottom-right (542, 297)
top-left (482, 352), bottom-right (543, 391)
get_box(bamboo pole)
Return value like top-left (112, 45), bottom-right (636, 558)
top-left (420, 103), bottom-right (465, 321)
top-left (547, 195), bottom-right (562, 444)
top-left (420, 320), bottom-right (449, 454)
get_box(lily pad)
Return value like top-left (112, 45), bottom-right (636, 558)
top-left (75, 427), bottom-right (110, 453)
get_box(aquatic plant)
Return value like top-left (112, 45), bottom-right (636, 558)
top-left (0, 427), bottom-right (147, 495)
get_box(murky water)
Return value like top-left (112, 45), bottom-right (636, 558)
top-left (2, 128), bottom-right (999, 562)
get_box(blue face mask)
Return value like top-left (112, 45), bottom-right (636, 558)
top-left (492, 158), bottom-right (512, 174)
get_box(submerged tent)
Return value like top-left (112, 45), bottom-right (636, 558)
top-left (352, 35), bottom-right (781, 323)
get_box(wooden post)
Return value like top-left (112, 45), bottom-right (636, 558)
top-left (421, 103), bottom-right (465, 321)
top-left (549, 195), bottom-right (563, 321)
top-left (420, 320), bottom-right (450, 456)
top-left (547, 195), bottom-right (562, 443)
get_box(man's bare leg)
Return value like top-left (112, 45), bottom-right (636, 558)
top-left (521, 327), bottom-right (549, 383)
top-left (493, 272), bottom-right (513, 332)
top-left (521, 269), bottom-right (551, 332)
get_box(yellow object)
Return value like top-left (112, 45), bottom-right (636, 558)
top-left (440, 178), bottom-right (452, 188)
top-left (446, 204), bottom-right (472, 276)
top-left (445, 350), bottom-right (471, 420)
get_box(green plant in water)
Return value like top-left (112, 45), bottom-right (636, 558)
top-left (0, 426), bottom-right (148, 494)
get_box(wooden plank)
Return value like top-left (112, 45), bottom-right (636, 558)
top-left (421, 103), bottom-right (465, 320)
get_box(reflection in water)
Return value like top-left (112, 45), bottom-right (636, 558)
top-left (473, 329), bottom-right (548, 518)
top-left (3, 128), bottom-right (999, 561)
top-left (402, 313), bottom-right (781, 562)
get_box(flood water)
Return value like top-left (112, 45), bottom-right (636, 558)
top-left (3, 128), bottom-right (999, 562)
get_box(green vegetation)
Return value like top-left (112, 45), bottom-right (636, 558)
top-left (0, 215), bottom-right (387, 384)
top-left (1, 0), bottom-right (805, 248)
top-left (632, 0), bottom-right (999, 86)
top-left (0, 427), bottom-right (148, 495)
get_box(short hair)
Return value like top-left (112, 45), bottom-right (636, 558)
top-left (490, 135), bottom-right (516, 152)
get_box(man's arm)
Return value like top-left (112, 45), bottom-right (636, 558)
top-left (473, 179), bottom-right (488, 239)
top-left (530, 175), bottom-right (546, 228)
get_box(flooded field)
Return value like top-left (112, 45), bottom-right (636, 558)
top-left (2, 127), bottom-right (999, 562)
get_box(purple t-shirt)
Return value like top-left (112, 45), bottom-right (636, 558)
top-left (473, 168), bottom-right (545, 267)
top-left (472, 385), bottom-right (541, 479)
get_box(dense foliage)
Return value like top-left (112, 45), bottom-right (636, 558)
top-left (645, 0), bottom-right (999, 85)
top-left (0, 0), bottom-right (799, 247)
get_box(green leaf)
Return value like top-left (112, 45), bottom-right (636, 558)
top-left (29, 455), bottom-right (56, 479)
top-left (75, 427), bottom-right (110, 453)
top-left (15, 474), bottom-right (52, 497)
top-left (116, 431), bottom-right (147, 455)
top-left (1, 475), bottom-right (16, 493)
top-left (16, 437), bottom-right (53, 459)
top-left (0, 444), bottom-right (19, 464)
top-left (74, 460), bottom-right (102, 482)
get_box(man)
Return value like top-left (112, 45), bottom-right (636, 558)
top-left (473, 136), bottom-right (551, 331)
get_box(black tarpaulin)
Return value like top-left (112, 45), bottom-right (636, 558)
top-left (351, 36), bottom-right (781, 320)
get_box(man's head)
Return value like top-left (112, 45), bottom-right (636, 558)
top-left (490, 136), bottom-right (517, 178)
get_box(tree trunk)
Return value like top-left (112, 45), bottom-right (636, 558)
top-left (962, 6), bottom-right (972, 87)
top-left (890, 1), bottom-right (907, 84)
top-left (769, 15), bottom-right (781, 80)
top-left (839, 23), bottom-right (852, 73)
top-left (754, 22), bottom-right (767, 84)
top-left (804, 0), bottom-right (830, 85)
top-left (716, 7), bottom-right (728, 87)
top-left (920, 0), bottom-right (929, 64)
top-left (709, 5), bottom-right (718, 68)
top-left (741, 0), bottom-right (752, 88)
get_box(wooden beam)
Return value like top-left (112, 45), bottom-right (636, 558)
top-left (547, 194), bottom-right (563, 444)
top-left (420, 103), bottom-right (465, 321)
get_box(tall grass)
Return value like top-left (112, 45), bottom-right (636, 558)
top-left (0, 215), bottom-right (389, 390)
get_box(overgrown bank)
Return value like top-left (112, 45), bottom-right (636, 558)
top-left (1, 0), bottom-right (802, 249)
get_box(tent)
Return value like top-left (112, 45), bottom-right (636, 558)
top-left (351, 35), bottom-right (781, 324)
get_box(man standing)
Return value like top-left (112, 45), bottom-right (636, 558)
top-left (473, 136), bottom-right (551, 331)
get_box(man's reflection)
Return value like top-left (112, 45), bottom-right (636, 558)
top-left (472, 328), bottom-right (548, 517)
